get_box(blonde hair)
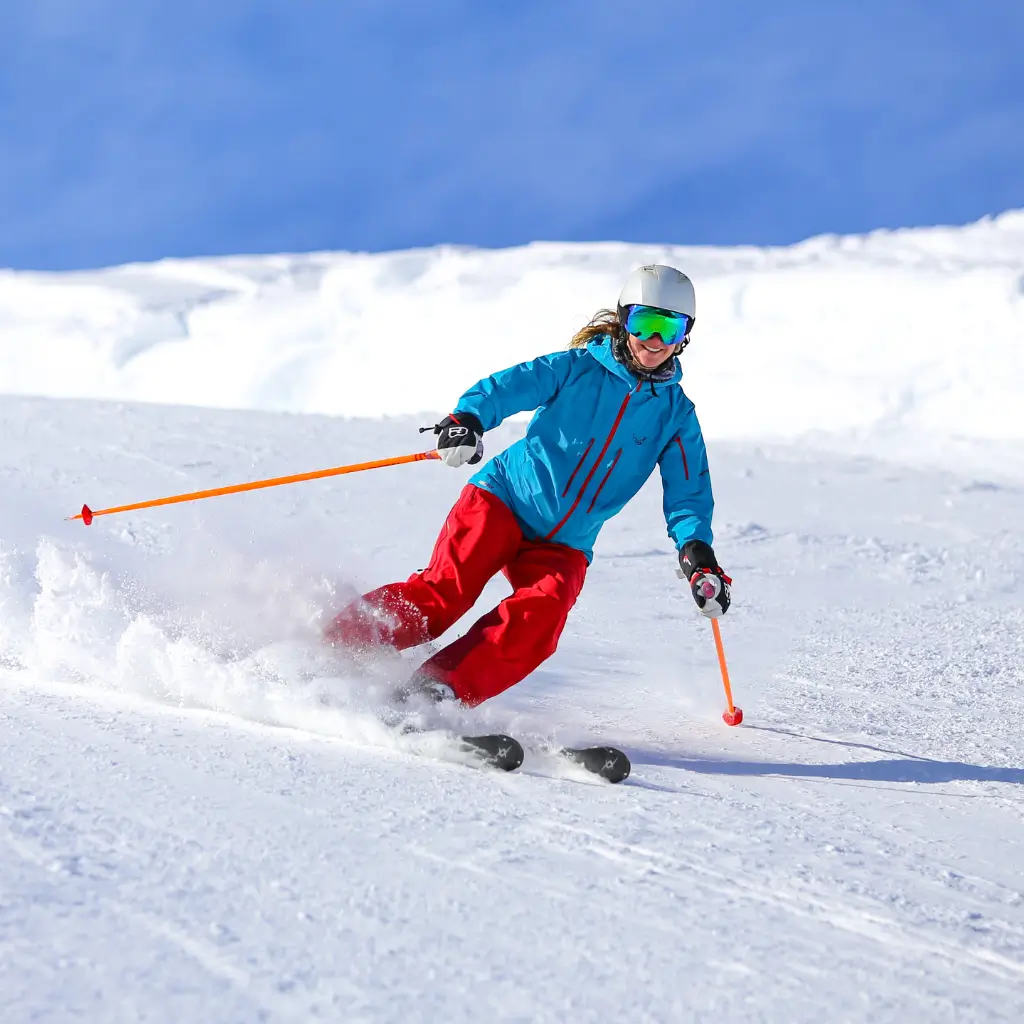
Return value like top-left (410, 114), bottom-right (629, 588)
top-left (569, 309), bottom-right (623, 349)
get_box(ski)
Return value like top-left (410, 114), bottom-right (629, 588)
top-left (561, 745), bottom-right (631, 784)
top-left (385, 703), bottom-right (618, 779)
top-left (458, 733), bottom-right (525, 772)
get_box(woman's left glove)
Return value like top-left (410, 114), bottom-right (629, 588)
top-left (423, 413), bottom-right (484, 467)
top-left (678, 540), bottom-right (732, 618)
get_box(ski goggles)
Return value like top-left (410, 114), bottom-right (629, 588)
top-left (622, 304), bottom-right (693, 347)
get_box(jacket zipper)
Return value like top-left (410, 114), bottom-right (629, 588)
top-left (586, 448), bottom-right (622, 513)
top-left (561, 438), bottom-right (595, 497)
top-left (545, 382), bottom-right (639, 541)
top-left (673, 437), bottom-right (689, 480)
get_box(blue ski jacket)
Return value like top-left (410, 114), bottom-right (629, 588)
top-left (453, 335), bottom-right (714, 562)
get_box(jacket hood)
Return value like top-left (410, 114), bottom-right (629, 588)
top-left (585, 334), bottom-right (682, 391)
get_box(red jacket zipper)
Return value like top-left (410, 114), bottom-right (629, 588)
top-left (561, 438), bottom-right (595, 497)
top-left (545, 383), bottom-right (639, 541)
top-left (673, 437), bottom-right (689, 480)
top-left (586, 448), bottom-right (622, 513)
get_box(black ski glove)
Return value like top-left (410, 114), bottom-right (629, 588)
top-left (678, 540), bottom-right (732, 618)
top-left (421, 412), bottom-right (484, 468)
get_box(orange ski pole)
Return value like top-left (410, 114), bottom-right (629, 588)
top-left (67, 450), bottom-right (441, 525)
top-left (710, 617), bottom-right (743, 726)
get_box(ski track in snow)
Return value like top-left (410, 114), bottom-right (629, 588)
top-left (1, 394), bottom-right (1022, 1022)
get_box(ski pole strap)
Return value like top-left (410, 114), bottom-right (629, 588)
top-left (689, 567), bottom-right (733, 586)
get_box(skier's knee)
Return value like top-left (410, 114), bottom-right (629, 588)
top-left (510, 596), bottom-right (571, 661)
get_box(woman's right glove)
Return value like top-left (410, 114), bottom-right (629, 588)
top-left (422, 412), bottom-right (484, 467)
top-left (678, 540), bottom-right (732, 618)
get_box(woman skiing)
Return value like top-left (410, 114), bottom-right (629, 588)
top-left (326, 264), bottom-right (731, 706)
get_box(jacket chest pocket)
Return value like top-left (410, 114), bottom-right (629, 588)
top-left (562, 438), bottom-right (595, 497)
top-left (586, 448), bottom-right (623, 513)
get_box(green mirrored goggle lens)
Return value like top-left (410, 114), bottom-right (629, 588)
top-left (623, 305), bottom-right (693, 346)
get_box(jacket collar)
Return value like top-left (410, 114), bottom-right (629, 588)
top-left (585, 334), bottom-right (682, 390)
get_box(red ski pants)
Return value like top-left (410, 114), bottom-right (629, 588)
top-left (325, 485), bottom-right (588, 706)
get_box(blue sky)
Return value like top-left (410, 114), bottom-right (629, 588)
top-left (2, 0), bottom-right (1023, 270)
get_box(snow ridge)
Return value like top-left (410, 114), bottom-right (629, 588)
top-left (2, 211), bottom-right (1023, 449)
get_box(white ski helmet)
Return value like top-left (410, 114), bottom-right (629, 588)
top-left (617, 264), bottom-right (696, 323)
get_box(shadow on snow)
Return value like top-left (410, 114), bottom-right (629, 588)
top-left (635, 751), bottom-right (1024, 785)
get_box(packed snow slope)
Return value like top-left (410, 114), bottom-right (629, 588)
top-left (1, 217), bottom-right (1023, 1022)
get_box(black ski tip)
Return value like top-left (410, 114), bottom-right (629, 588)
top-left (563, 746), bottom-right (631, 784)
top-left (460, 734), bottom-right (525, 772)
